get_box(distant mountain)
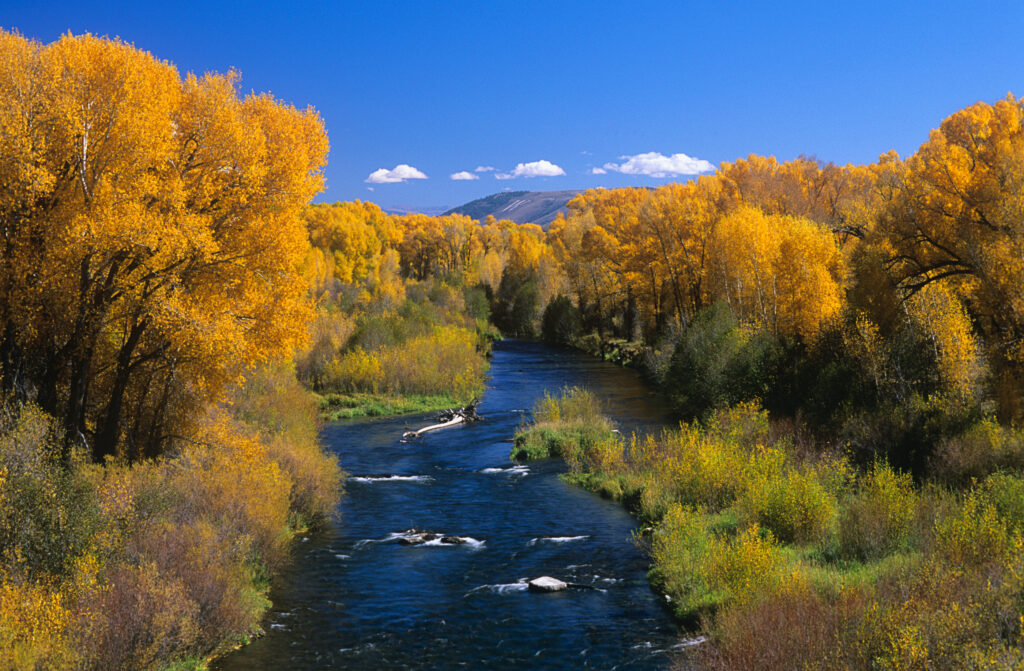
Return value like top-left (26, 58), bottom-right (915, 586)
top-left (445, 190), bottom-right (581, 228)
top-left (383, 205), bottom-right (453, 217)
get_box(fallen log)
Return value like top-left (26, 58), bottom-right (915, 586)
top-left (402, 414), bottom-right (466, 439)
top-left (402, 400), bottom-right (482, 439)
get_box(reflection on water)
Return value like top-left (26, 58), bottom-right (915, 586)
top-left (214, 340), bottom-right (686, 670)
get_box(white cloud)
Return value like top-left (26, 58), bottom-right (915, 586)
top-left (603, 152), bottom-right (713, 178)
top-left (590, 167), bottom-right (607, 175)
top-left (450, 171), bottom-right (479, 181)
top-left (474, 165), bottom-right (496, 173)
top-left (510, 159), bottom-right (566, 178)
top-left (365, 164), bottom-right (428, 184)
top-left (494, 172), bottom-right (513, 180)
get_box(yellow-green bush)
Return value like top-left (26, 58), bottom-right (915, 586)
top-left (380, 325), bottom-right (486, 398)
top-left (324, 347), bottom-right (383, 393)
top-left (839, 462), bottom-right (917, 560)
top-left (933, 489), bottom-right (1019, 567)
top-left (650, 503), bottom-right (790, 622)
top-left (739, 463), bottom-right (839, 544)
top-left (979, 472), bottom-right (1024, 535)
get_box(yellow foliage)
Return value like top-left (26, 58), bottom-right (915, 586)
top-left (0, 30), bottom-right (328, 461)
top-left (0, 575), bottom-right (74, 669)
top-left (379, 326), bottom-right (486, 398)
top-left (907, 283), bottom-right (987, 401)
top-left (325, 347), bottom-right (384, 393)
top-left (709, 205), bottom-right (845, 339)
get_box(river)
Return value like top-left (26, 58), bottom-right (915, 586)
top-left (215, 340), bottom-right (690, 670)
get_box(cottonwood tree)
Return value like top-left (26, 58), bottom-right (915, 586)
top-left (0, 31), bottom-right (328, 461)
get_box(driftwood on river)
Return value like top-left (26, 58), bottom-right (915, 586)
top-left (402, 400), bottom-right (482, 439)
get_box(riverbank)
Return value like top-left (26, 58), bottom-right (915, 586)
top-left (512, 389), bottom-right (1024, 669)
top-left (0, 367), bottom-right (343, 670)
top-left (315, 391), bottom-right (477, 421)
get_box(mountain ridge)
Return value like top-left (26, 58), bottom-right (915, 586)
top-left (444, 189), bottom-right (581, 228)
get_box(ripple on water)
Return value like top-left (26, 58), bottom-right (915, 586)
top-left (479, 465), bottom-right (529, 476)
top-left (465, 579), bottom-right (530, 596)
top-left (526, 535), bottom-right (589, 546)
top-left (348, 475), bottom-right (434, 483)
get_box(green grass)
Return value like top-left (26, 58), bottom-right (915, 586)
top-left (511, 422), bottom-right (618, 461)
top-left (315, 392), bottom-right (472, 420)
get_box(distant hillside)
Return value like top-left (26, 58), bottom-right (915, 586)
top-left (383, 205), bottom-right (452, 217)
top-left (445, 190), bottom-right (581, 228)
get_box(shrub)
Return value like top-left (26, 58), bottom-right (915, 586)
top-left (930, 419), bottom-right (1024, 486)
top-left (0, 573), bottom-right (76, 669)
top-left (664, 303), bottom-right (784, 419)
top-left (88, 560), bottom-right (200, 670)
top-left (491, 266), bottom-right (539, 338)
top-left (323, 347), bottom-right (383, 393)
top-left (231, 366), bottom-right (342, 529)
top-left (631, 427), bottom-right (748, 513)
top-left (379, 325), bottom-right (486, 399)
top-left (978, 472), bottom-right (1024, 536)
top-left (650, 504), bottom-right (790, 623)
top-left (702, 583), bottom-right (868, 671)
top-left (839, 462), bottom-right (917, 560)
top-left (171, 413), bottom-right (293, 570)
top-left (463, 285), bottom-right (491, 321)
top-left (932, 490), bottom-right (1016, 567)
top-left (0, 403), bottom-right (100, 577)
top-left (740, 462), bottom-right (838, 545)
top-left (294, 310), bottom-right (356, 390)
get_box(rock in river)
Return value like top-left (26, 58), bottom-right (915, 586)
top-left (528, 576), bottom-right (568, 593)
top-left (398, 530), bottom-right (439, 545)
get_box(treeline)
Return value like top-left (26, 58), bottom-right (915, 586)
top-left (292, 201), bottom-right (563, 417)
top-left (0, 31), bottom-right (342, 668)
top-left (521, 99), bottom-right (1024, 476)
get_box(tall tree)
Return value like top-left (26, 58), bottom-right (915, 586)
top-left (0, 31), bottom-right (328, 461)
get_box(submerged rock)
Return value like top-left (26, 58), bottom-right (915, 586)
top-left (440, 535), bottom-right (467, 544)
top-left (528, 576), bottom-right (568, 593)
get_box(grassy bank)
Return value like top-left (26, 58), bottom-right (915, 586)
top-left (316, 391), bottom-right (477, 421)
top-left (513, 390), bottom-right (1024, 669)
top-left (510, 387), bottom-right (617, 460)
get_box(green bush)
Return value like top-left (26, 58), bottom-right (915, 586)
top-left (650, 504), bottom-right (789, 623)
top-left (740, 463), bottom-right (838, 545)
top-left (664, 303), bottom-right (784, 419)
top-left (541, 294), bottom-right (582, 344)
top-left (491, 266), bottom-right (539, 338)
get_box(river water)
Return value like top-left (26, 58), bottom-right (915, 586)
top-left (215, 340), bottom-right (690, 670)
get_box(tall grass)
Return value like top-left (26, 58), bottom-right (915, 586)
top-left (511, 387), bottom-right (617, 460)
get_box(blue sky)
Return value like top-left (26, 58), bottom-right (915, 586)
top-left (4, 1), bottom-right (1024, 210)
